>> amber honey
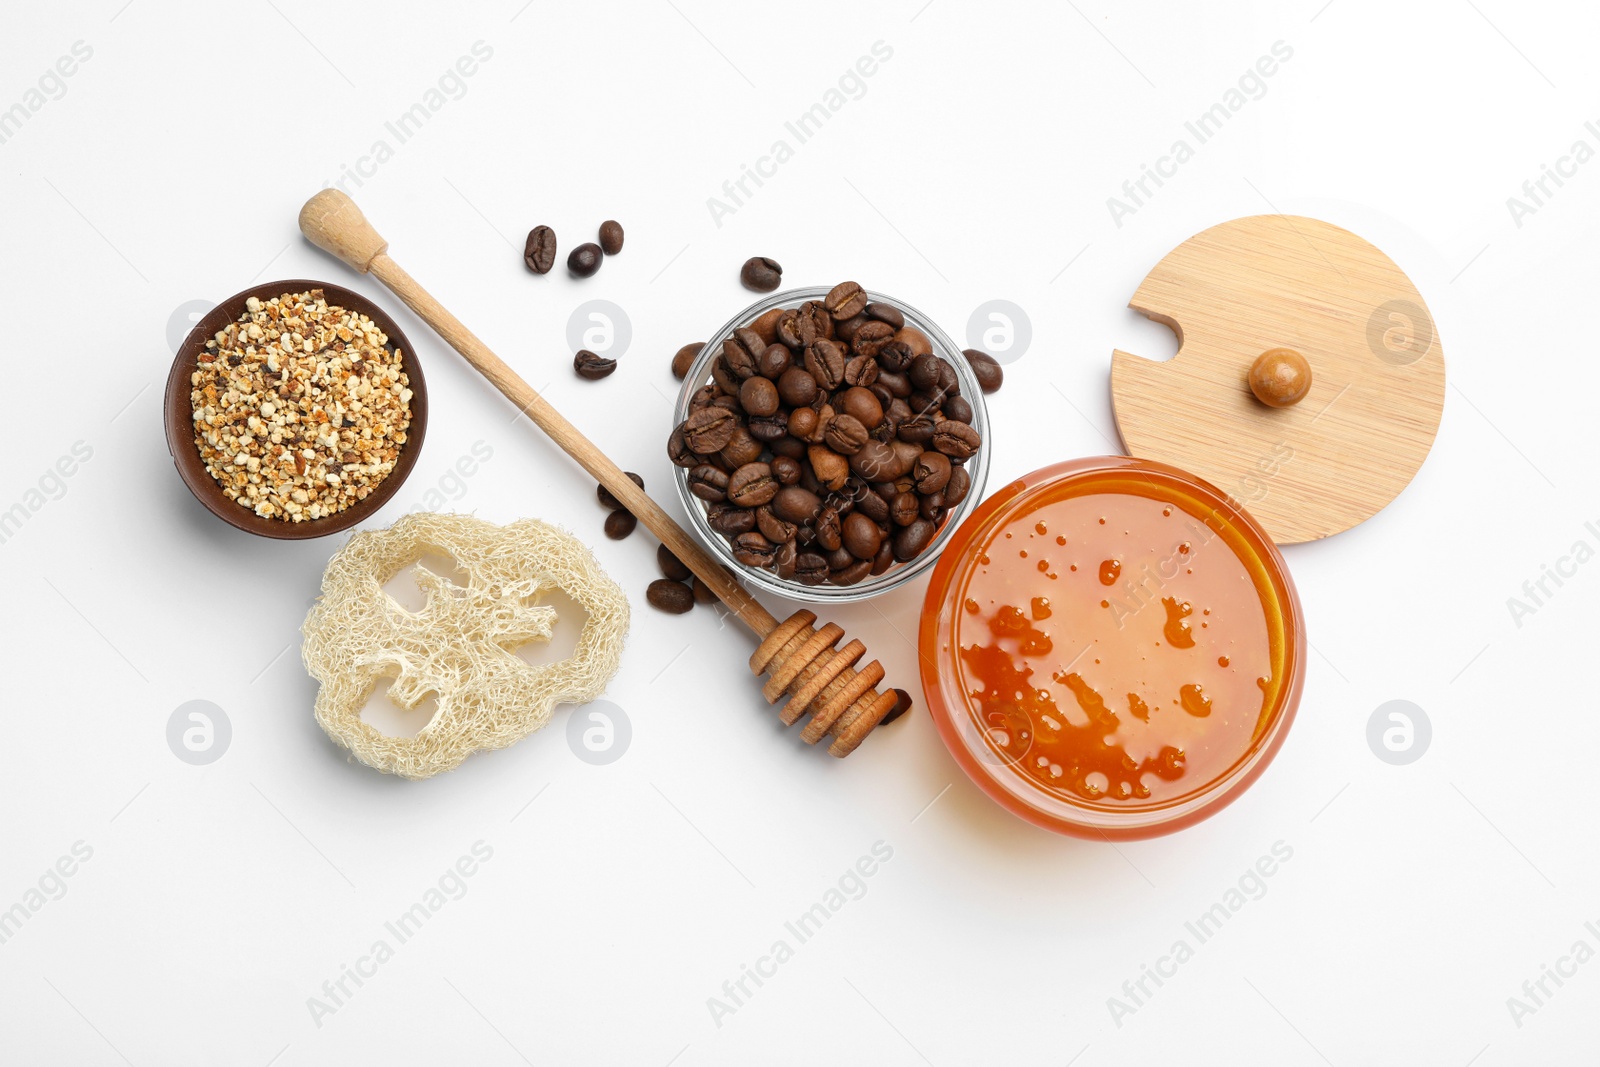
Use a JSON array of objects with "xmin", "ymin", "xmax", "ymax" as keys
[{"xmin": 920, "ymin": 457, "xmax": 1304, "ymax": 839}]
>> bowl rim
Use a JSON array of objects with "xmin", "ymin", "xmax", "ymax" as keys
[
  {"xmin": 671, "ymin": 285, "xmax": 991, "ymax": 604},
  {"xmin": 917, "ymin": 455, "xmax": 1307, "ymax": 840},
  {"xmin": 162, "ymin": 278, "xmax": 428, "ymax": 540}
]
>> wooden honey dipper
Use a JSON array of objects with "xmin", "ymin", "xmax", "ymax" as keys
[{"xmin": 298, "ymin": 190, "xmax": 903, "ymax": 756}]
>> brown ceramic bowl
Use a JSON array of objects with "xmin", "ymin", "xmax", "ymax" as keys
[{"xmin": 163, "ymin": 279, "xmax": 428, "ymax": 539}]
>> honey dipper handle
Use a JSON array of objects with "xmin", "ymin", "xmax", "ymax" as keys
[{"xmin": 297, "ymin": 191, "xmax": 777, "ymax": 639}]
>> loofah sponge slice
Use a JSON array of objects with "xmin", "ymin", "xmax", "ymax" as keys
[{"xmin": 302, "ymin": 512, "xmax": 629, "ymax": 779}]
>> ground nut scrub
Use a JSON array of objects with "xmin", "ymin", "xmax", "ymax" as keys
[{"xmin": 919, "ymin": 457, "xmax": 1304, "ymax": 839}]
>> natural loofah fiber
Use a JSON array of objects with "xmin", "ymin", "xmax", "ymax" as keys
[{"xmin": 302, "ymin": 512, "xmax": 628, "ymax": 779}]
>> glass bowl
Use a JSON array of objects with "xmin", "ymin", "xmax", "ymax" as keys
[
  {"xmin": 673, "ymin": 287, "xmax": 990, "ymax": 603},
  {"xmin": 918, "ymin": 456, "xmax": 1305, "ymax": 839}
]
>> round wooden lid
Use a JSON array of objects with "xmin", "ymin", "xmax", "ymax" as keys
[{"xmin": 1110, "ymin": 215, "xmax": 1445, "ymax": 545}]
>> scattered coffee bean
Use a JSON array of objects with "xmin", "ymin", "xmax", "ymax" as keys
[
  {"xmin": 574, "ymin": 349, "xmax": 617, "ymax": 380},
  {"xmin": 523, "ymin": 225, "xmax": 557, "ymax": 274},
  {"xmin": 672, "ymin": 342, "xmax": 704, "ymax": 381},
  {"xmin": 740, "ymin": 256, "xmax": 783, "ymax": 292},
  {"xmin": 647, "ymin": 578, "xmax": 694, "ymax": 614},
  {"xmin": 671, "ymin": 284, "xmax": 983, "ymax": 587},
  {"xmin": 597, "ymin": 471, "xmax": 644, "ymax": 511},
  {"xmin": 657, "ymin": 543, "xmax": 692, "ymax": 582},
  {"xmin": 963, "ymin": 348, "xmax": 1003, "ymax": 393},
  {"xmin": 880, "ymin": 688, "xmax": 913, "ymax": 725},
  {"xmin": 604, "ymin": 510, "xmax": 637, "ymax": 540},
  {"xmin": 692, "ymin": 575, "xmax": 717, "ymax": 603},
  {"xmin": 568, "ymin": 242, "xmax": 603, "ymax": 278},
  {"xmin": 598, "ymin": 220, "xmax": 624, "ymax": 255}
]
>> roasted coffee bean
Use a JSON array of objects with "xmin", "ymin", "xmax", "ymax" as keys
[
  {"xmin": 943, "ymin": 395, "xmax": 974, "ymax": 425},
  {"xmin": 839, "ymin": 386, "xmax": 883, "ymax": 430},
  {"xmin": 771, "ymin": 454, "xmax": 801, "ymax": 486},
  {"xmin": 667, "ymin": 425, "xmax": 699, "ymax": 467},
  {"xmin": 937, "ymin": 360, "xmax": 960, "ymax": 396},
  {"xmin": 909, "ymin": 353, "xmax": 942, "ymax": 392},
  {"xmin": 773, "ymin": 486, "xmax": 823, "ymax": 524},
  {"xmin": 913, "ymin": 450, "xmax": 951, "ymax": 494},
  {"xmin": 808, "ymin": 444, "xmax": 850, "ymax": 490},
  {"xmin": 850, "ymin": 439, "xmax": 899, "ymax": 482},
  {"xmin": 856, "ymin": 488, "xmax": 889, "ymax": 524},
  {"xmin": 647, "ymin": 579, "xmax": 694, "ymax": 614},
  {"xmin": 598, "ymin": 220, "xmax": 624, "ymax": 255},
  {"xmin": 723, "ymin": 329, "xmax": 764, "ymax": 379},
  {"xmin": 739, "ymin": 375, "xmax": 780, "ymax": 418},
  {"xmin": 944, "ymin": 466, "xmax": 972, "ymax": 507},
  {"xmin": 825, "ymin": 280, "xmax": 869, "ymax": 321},
  {"xmin": 869, "ymin": 383, "xmax": 896, "ymax": 414},
  {"xmin": 894, "ymin": 518, "xmax": 935, "ymax": 561},
  {"xmin": 672, "ymin": 341, "xmax": 704, "ymax": 381},
  {"xmin": 865, "ymin": 303, "xmax": 905, "ymax": 330},
  {"xmin": 568, "ymin": 242, "xmax": 603, "ymax": 277},
  {"xmin": 842, "ymin": 511, "xmax": 883, "ymax": 560},
  {"xmin": 683, "ymin": 406, "xmax": 737, "ymax": 453},
  {"xmin": 785, "ymin": 402, "xmax": 820, "ymax": 442},
  {"xmin": 890, "ymin": 440, "xmax": 923, "ymax": 478},
  {"xmin": 803, "ymin": 404, "xmax": 833, "ymax": 444},
  {"xmin": 823, "ymin": 413, "xmax": 869, "ymax": 455},
  {"xmin": 896, "ymin": 326, "xmax": 933, "ymax": 357},
  {"xmin": 795, "ymin": 523, "xmax": 817, "ymax": 547},
  {"xmin": 843, "ymin": 355, "xmax": 879, "ymax": 388},
  {"xmin": 878, "ymin": 340, "xmax": 915, "ymax": 373},
  {"xmin": 603, "ymin": 509, "xmax": 637, "ymax": 539},
  {"xmin": 770, "ymin": 435, "xmax": 806, "ymax": 460},
  {"xmin": 851, "ymin": 319, "xmax": 895, "ymax": 359},
  {"xmin": 871, "ymin": 541, "xmax": 895, "ymax": 576},
  {"xmin": 777, "ymin": 366, "xmax": 819, "ymax": 408},
  {"xmin": 919, "ymin": 492, "xmax": 945, "ymax": 522},
  {"xmin": 909, "ymin": 390, "xmax": 949, "ymax": 416},
  {"xmin": 720, "ymin": 426, "xmax": 764, "ymax": 467},
  {"xmin": 756, "ymin": 505, "xmax": 797, "ymax": 543},
  {"xmin": 597, "ymin": 471, "xmax": 645, "ymax": 511},
  {"xmin": 826, "ymin": 545, "xmax": 856, "ymax": 571},
  {"xmin": 804, "ymin": 339, "xmax": 846, "ymax": 391},
  {"xmin": 932, "ymin": 419, "xmax": 982, "ymax": 459},
  {"xmin": 692, "ymin": 575, "xmax": 717, "ymax": 604},
  {"xmin": 835, "ymin": 313, "xmax": 867, "ymax": 345},
  {"xmin": 833, "ymin": 559, "xmax": 873, "ymax": 585},
  {"xmin": 727, "ymin": 462, "xmax": 778, "ymax": 507},
  {"xmin": 964, "ymin": 348, "xmax": 1004, "ymax": 393},
  {"xmin": 690, "ymin": 384, "xmax": 720, "ymax": 410},
  {"xmin": 710, "ymin": 355, "xmax": 741, "ymax": 395},
  {"xmin": 877, "ymin": 369, "xmax": 912, "ymax": 399},
  {"xmin": 822, "ymin": 489, "xmax": 856, "ymax": 518},
  {"xmin": 815, "ymin": 507, "xmax": 843, "ymax": 552},
  {"xmin": 890, "ymin": 491, "xmax": 920, "ymax": 527},
  {"xmin": 523, "ymin": 225, "xmax": 557, "ymax": 274},
  {"xmin": 880, "ymin": 688, "xmax": 913, "ymax": 724},
  {"xmin": 658, "ymin": 543, "xmax": 692, "ymax": 582},
  {"xmin": 886, "ymin": 398, "xmax": 912, "ymax": 423},
  {"xmin": 688, "ymin": 464, "xmax": 730, "ymax": 502},
  {"xmin": 794, "ymin": 552, "xmax": 829, "ymax": 585},
  {"xmin": 757, "ymin": 344, "xmax": 792, "ymax": 380},
  {"xmin": 707, "ymin": 502, "xmax": 756, "ymax": 535},
  {"xmin": 574, "ymin": 349, "xmax": 617, "ymax": 380},
  {"xmin": 732, "ymin": 531, "xmax": 777, "ymax": 567},
  {"xmin": 751, "ymin": 307, "xmax": 784, "ymax": 344},
  {"xmin": 740, "ymin": 256, "xmax": 783, "ymax": 292},
  {"xmin": 709, "ymin": 394, "xmax": 743, "ymax": 417},
  {"xmin": 746, "ymin": 412, "xmax": 789, "ymax": 442},
  {"xmin": 774, "ymin": 539, "xmax": 798, "ymax": 580}
]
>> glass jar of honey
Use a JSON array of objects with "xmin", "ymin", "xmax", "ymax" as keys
[{"xmin": 919, "ymin": 456, "xmax": 1305, "ymax": 839}]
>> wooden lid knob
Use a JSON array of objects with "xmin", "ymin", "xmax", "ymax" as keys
[{"xmin": 1248, "ymin": 348, "xmax": 1312, "ymax": 408}]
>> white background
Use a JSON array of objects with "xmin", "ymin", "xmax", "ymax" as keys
[{"xmin": 1, "ymin": 1, "xmax": 1596, "ymax": 1063}]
